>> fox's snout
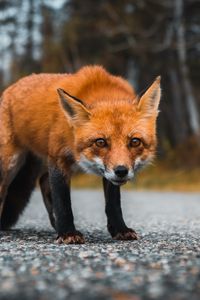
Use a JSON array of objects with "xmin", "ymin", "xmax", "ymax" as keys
[
  {"xmin": 78, "ymin": 154, "xmax": 137, "ymax": 185},
  {"xmin": 114, "ymin": 165, "xmax": 128, "ymax": 178},
  {"xmin": 104, "ymin": 164, "xmax": 135, "ymax": 186}
]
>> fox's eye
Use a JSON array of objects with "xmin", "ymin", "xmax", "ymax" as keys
[
  {"xmin": 130, "ymin": 138, "xmax": 141, "ymax": 148},
  {"xmin": 95, "ymin": 138, "xmax": 107, "ymax": 148}
]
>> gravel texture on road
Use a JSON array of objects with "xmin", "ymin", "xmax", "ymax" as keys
[{"xmin": 0, "ymin": 189, "xmax": 200, "ymax": 300}]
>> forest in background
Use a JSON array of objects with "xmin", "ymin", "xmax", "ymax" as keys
[{"xmin": 0, "ymin": 0, "xmax": 200, "ymax": 187}]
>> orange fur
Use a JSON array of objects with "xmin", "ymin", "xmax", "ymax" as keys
[
  {"xmin": 0, "ymin": 65, "xmax": 161, "ymax": 236},
  {"xmin": 0, "ymin": 66, "xmax": 160, "ymax": 175}
]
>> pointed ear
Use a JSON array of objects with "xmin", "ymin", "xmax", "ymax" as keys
[
  {"xmin": 137, "ymin": 76, "xmax": 161, "ymax": 117},
  {"xmin": 57, "ymin": 88, "xmax": 90, "ymax": 123}
]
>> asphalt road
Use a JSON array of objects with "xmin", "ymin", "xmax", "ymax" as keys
[{"xmin": 1, "ymin": 189, "xmax": 200, "ymax": 300}]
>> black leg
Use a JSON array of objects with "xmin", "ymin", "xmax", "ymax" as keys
[
  {"xmin": 39, "ymin": 173, "xmax": 56, "ymax": 230},
  {"xmin": 48, "ymin": 165, "xmax": 85, "ymax": 244},
  {"xmin": 103, "ymin": 177, "xmax": 138, "ymax": 240}
]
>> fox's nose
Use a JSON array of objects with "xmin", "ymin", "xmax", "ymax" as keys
[{"xmin": 114, "ymin": 165, "xmax": 128, "ymax": 178}]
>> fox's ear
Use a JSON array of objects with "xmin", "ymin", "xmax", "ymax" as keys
[
  {"xmin": 57, "ymin": 88, "xmax": 90, "ymax": 123},
  {"xmin": 137, "ymin": 76, "xmax": 161, "ymax": 116}
]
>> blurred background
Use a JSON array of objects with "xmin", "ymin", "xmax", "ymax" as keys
[{"xmin": 0, "ymin": 0, "xmax": 199, "ymax": 191}]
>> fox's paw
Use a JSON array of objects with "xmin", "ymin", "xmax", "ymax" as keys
[
  {"xmin": 113, "ymin": 228, "xmax": 139, "ymax": 241},
  {"xmin": 56, "ymin": 231, "xmax": 85, "ymax": 244}
]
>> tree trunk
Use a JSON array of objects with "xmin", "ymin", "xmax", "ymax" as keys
[
  {"xmin": 174, "ymin": 0, "xmax": 200, "ymax": 135},
  {"xmin": 168, "ymin": 65, "xmax": 188, "ymax": 143}
]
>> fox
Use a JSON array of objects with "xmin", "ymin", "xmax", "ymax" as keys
[{"xmin": 0, "ymin": 65, "xmax": 161, "ymax": 244}]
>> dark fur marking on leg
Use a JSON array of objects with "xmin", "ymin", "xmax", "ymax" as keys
[
  {"xmin": 39, "ymin": 173, "xmax": 56, "ymax": 230},
  {"xmin": 49, "ymin": 165, "xmax": 84, "ymax": 244},
  {"xmin": 103, "ymin": 177, "xmax": 138, "ymax": 240}
]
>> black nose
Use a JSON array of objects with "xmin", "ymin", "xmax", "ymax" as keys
[{"xmin": 114, "ymin": 165, "xmax": 128, "ymax": 178}]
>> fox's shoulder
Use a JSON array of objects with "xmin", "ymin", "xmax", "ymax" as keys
[
  {"xmin": 2, "ymin": 65, "xmax": 135, "ymax": 104},
  {"xmin": 75, "ymin": 65, "xmax": 134, "ymax": 93},
  {"xmin": 63, "ymin": 65, "xmax": 136, "ymax": 102}
]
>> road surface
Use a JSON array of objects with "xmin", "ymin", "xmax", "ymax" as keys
[{"xmin": 1, "ymin": 189, "xmax": 200, "ymax": 300}]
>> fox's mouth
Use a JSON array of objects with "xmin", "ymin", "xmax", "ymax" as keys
[{"xmin": 110, "ymin": 179, "xmax": 128, "ymax": 186}]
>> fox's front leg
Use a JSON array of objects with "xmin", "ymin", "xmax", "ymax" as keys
[
  {"xmin": 103, "ymin": 178, "xmax": 138, "ymax": 240},
  {"xmin": 39, "ymin": 172, "xmax": 56, "ymax": 230},
  {"xmin": 48, "ymin": 165, "xmax": 85, "ymax": 244}
]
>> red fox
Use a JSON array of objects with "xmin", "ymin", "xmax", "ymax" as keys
[{"xmin": 0, "ymin": 66, "xmax": 161, "ymax": 244}]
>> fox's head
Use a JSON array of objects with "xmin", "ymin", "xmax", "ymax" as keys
[{"xmin": 57, "ymin": 77, "xmax": 161, "ymax": 186}]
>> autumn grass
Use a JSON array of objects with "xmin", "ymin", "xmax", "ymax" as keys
[{"xmin": 71, "ymin": 161, "xmax": 200, "ymax": 192}]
